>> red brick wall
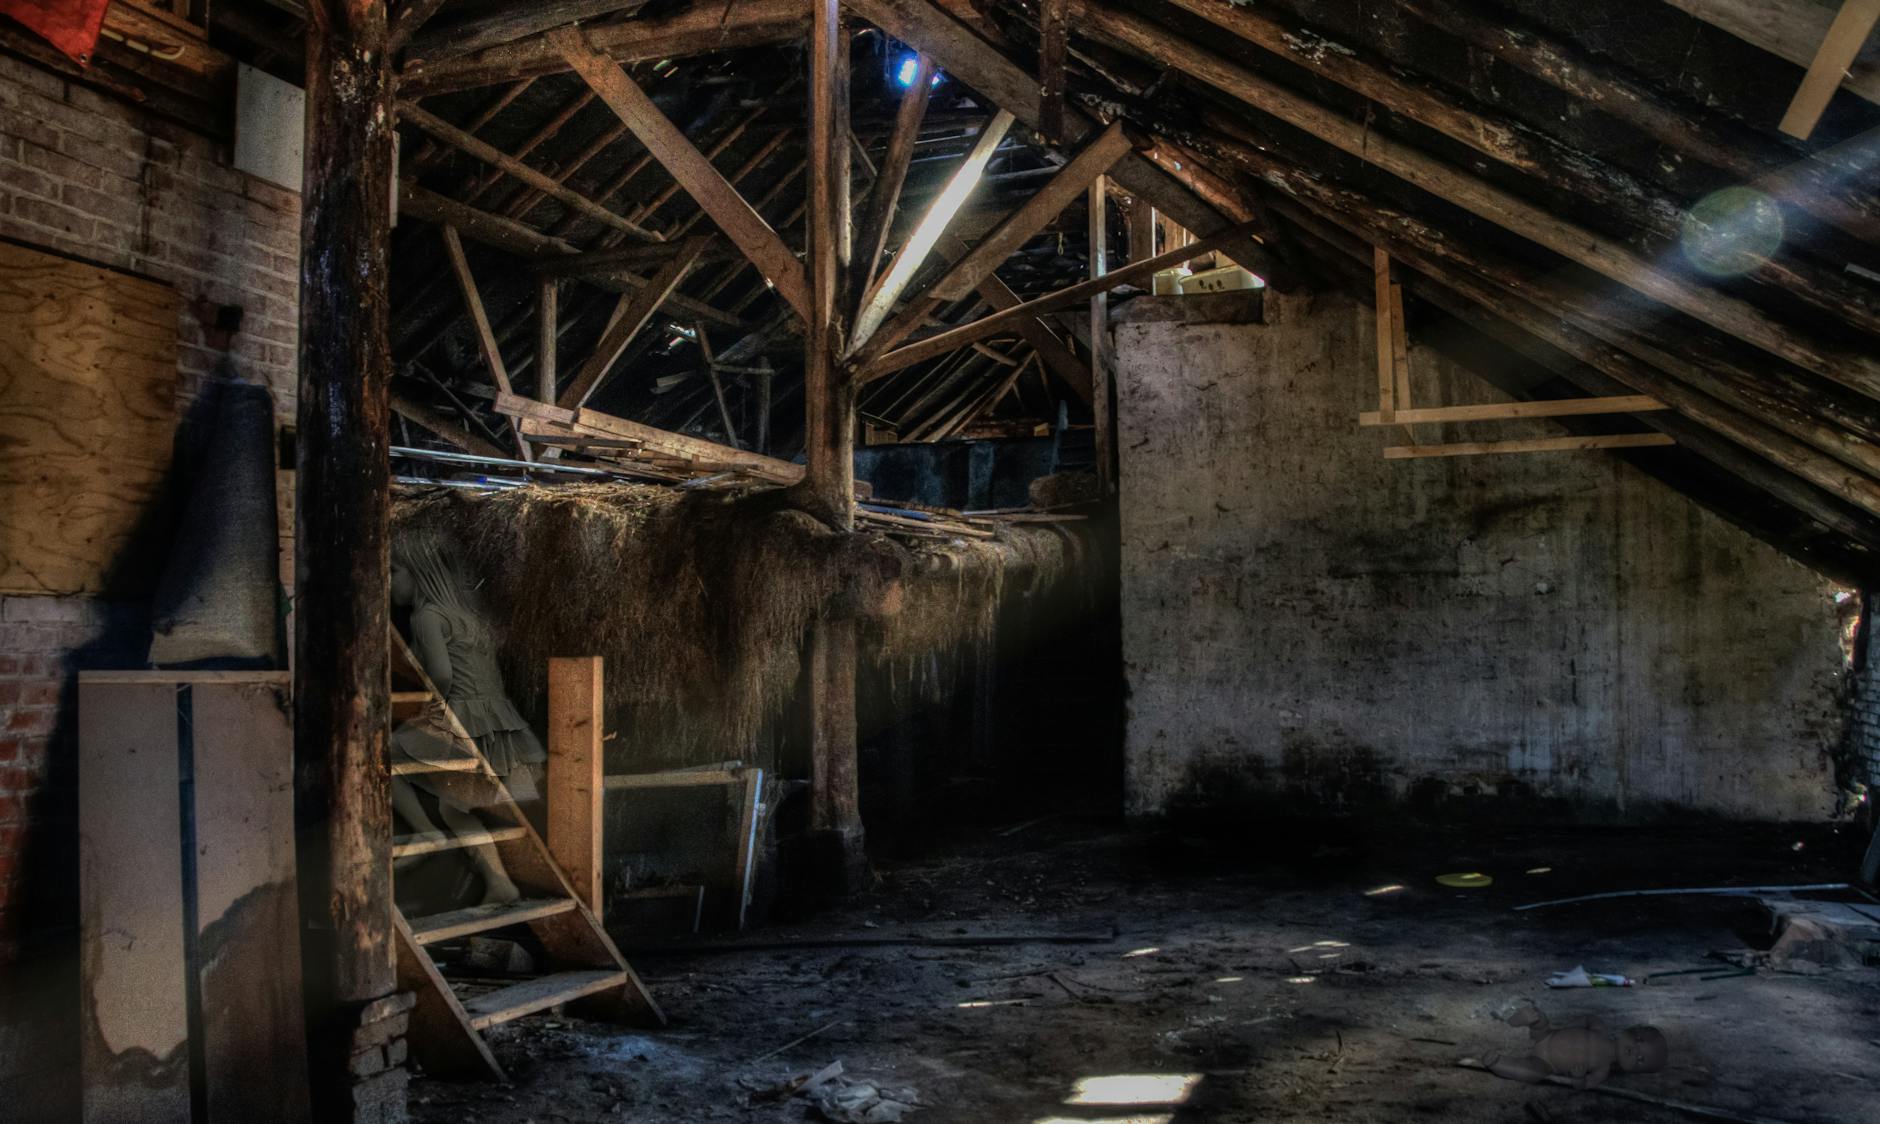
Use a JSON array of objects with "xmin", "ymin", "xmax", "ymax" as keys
[{"xmin": 0, "ymin": 46, "xmax": 299, "ymax": 1118}]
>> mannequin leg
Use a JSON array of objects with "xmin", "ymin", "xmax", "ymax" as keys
[
  {"xmin": 1486, "ymin": 1055, "xmax": 1555, "ymax": 1085},
  {"xmin": 440, "ymin": 803, "xmax": 520, "ymax": 906},
  {"xmin": 392, "ymin": 781, "xmax": 448, "ymax": 873}
]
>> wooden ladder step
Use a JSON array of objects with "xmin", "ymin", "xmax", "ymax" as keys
[
  {"xmin": 408, "ymin": 898, "xmax": 579, "ymax": 945},
  {"xmin": 458, "ymin": 969, "xmax": 627, "ymax": 1031},
  {"xmin": 392, "ymin": 825, "xmax": 530, "ymax": 859},
  {"xmin": 391, "ymin": 755, "xmax": 481, "ymax": 777},
  {"xmin": 391, "ymin": 689, "xmax": 436, "ymax": 719}
]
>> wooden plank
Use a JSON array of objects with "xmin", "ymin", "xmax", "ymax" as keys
[
  {"xmin": 851, "ymin": 110, "xmax": 1016, "ymax": 350},
  {"xmin": 1084, "ymin": 4, "xmax": 1880, "ymax": 400},
  {"xmin": 547, "ymin": 657, "xmax": 605, "ymax": 917},
  {"xmin": 499, "ymin": 391, "xmax": 806, "ymax": 484},
  {"xmin": 854, "ymin": 52, "xmax": 935, "ymax": 301},
  {"xmin": 1358, "ymin": 395, "xmax": 1670, "ymax": 426},
  {"xmin": 558, "ymin": 236, "xmax": 711, "ymax": 409},
  {"xmin": 189, "ymin": 679, "xmax": 312, "ymax": 1124},
  {"xmin": 1373, "ymin": 247, "xmax": 1395, "ymax": 422},
  {"xmin": 1389, "ymin": 281, "xmax": 1412, "ymax": 412},
  {"xmin": 536, "ymin": 278, "xmax": 559, "ymax": 403},
  {"xmin": 460, "ymin": 969, "xmax": 628, "ymax": 1030},
  {"xmin": 393, "ymin": 825, "xmax": 528, "ymax": 858},
  {"xmin": 408, "ymin": 898, "xmax": 580, "ymax": 945},
  {"xmin": 391, "ymin": 389, "xmax": 509, "ymax": 459},
  {"xmin": 0, "ymin": 242, "xmax": 179, "ymax": 596},
  {"xmin": 1039, "ymin": 0, "xmax": 1071, "ymax": 143},
  {"xmin": 79, "ymin": 678, "xmax": 191, "ymax": 1123},
  {"xmin": 549, "ymin": 24, "xmax": 813, "ymax": 320},
  {"xmin": 1089, "ymin": 175, "xmax": 1113, "ymax": 496},
  {"xmin": 395, "ymin": 913, "xmax": 505, "ymax": 1081},
  {"xmin": 398, "ymin": 101, "xmax": 661, "ymax": 242},
  {"xmin": 1660, "ymin": 0, "xmax": 1880, "ymax": 107},
  {"xmin": 1779, "ymin": 0, "xmax": 1880, "ymax": 137},
  {"xmin": 865, "ymin": 220, "xmax": 1260, "ymax": 379},
  {"xmin": 733, "ymin": 769, "xmax": 763, "ymax": 931},
  {"xmin": 1382, "ymin": 433, "xmax": 1677, "ymax": 459}
]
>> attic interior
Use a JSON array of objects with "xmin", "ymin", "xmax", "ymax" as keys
[{"xmin": 4, "ymin": 0, "xmax": 1880, "ymax": 1121}]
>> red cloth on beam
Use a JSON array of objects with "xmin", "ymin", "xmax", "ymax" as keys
[{"xmin": 0, "ymin": 0, "xmax": 113, "ymax": 64}]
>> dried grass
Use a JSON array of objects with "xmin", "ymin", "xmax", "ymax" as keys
[{"xmin": 394, "ymin": 483, "xmax": 1090, "ymax": 770}]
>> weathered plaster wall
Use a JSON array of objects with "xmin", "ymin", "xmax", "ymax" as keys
[{"xmin": 1116, "ymin": 289, "xmax": 1849, "ymax": 822}]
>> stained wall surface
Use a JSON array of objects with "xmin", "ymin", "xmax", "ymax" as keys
[{"xmin": 1115, "ymin": 289, "xmax": 1849, "ymax": 821}]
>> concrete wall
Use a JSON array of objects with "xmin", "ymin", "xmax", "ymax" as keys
[{"xmin": 1116, "ymin": 289, "xmax": 1850, "ymax": 822}]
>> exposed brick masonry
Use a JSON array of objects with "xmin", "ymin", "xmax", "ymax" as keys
[{"xmin": 0, "ymin": 49, "xmax": 302, "ymax": 1119}]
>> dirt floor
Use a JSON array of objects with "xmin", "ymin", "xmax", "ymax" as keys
[{"xmin": 409, "ymin": 818, "xmax": 1880, "ymax": 1123}]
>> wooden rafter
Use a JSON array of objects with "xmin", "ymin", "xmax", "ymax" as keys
[
  {"xmin": 403, "ymin": 0, "xmax": 810, "ymax": 95},
  {"xmin": 853, "ymin": 52, "xmax": 935, "ymax": 306},
  {"xmin": 550, "ymin": 25, "xmax": 813, "ymax": 320},
  {"xmin": 868, "ymin": 120, "xmax": 1133, "ymax": 358},
  {"xmin": 398, "ymin": 183, "xmax": 748, "ymax": 329},
  {"xmin": 1384, "ymin": 434, "xmax": 1676, "ymax": 459},
  {"xmin": 558, "ymin": 236, "xmax": 713, "ymax": 410},
  {"xmin": 1038, "ymin": 0, "xmax": 1071, "ymax": 143},
  {"xmin": 406, "ymin": 0, "xmax": 652, "ymax": 63},
  {"xmin": 1085, "ymin": 3, "xmax": 1880, "ymax": 402},
  {"xmin": 388, "ymin": 0, "xmax": 450, "ymax": 53},
  {"xmin": 441, "ymin": 225, "xmax": 532, "ymax": 460},
  {"xmin": 536, "ymin": 279, "xmax": 558, "ymax": 403},
  {"xmin": 865, "ymin": 221, "xmax": 1260, "ymax": 380},
  {"xmin": 850, "ymin": 110, "xmax": 1017, "ymax": 352},
  {"xmin": 846, "ymin": 0, "xmax": 1279, "ymax": 280},
  {"xmin": 935, "ymin": 232, "xmax": 1092, "ymax": 404},
  {"xmin": 391, "ymin": 390, "xmax": 508, "ymax": 460},
  {"xmin": 398, "ymin": 102, "xmax": 662, "ymax": 243}
]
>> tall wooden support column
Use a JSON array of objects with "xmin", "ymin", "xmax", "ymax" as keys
[
  {"xmin": 803, "ymin": 0, "xmax": 866, "ymax": 894},
  {"xmin": 297, "ymin": 2, "xmax": 407, "ymax": 1121},
  {"xmin": 1089, "ymin": 176, "xmax": 1114, "ymax": 496}
]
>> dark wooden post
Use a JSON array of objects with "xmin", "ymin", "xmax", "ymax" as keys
[
  {"xmin": 802, "ymin": 0, "xmax": 866, "ymax": 892},
  {"xmin": 296, "ymin": 1, "xmax": 407, "ymax": 1120}
]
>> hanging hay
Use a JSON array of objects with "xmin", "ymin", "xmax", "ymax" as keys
[{"xmin": 394, "ymin": 483, "xmax": 1094, "ymax": 770}]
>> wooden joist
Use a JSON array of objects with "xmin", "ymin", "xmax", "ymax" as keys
[
  {"xmin": 1383, "ymin": 433, "xmax": 1677, "ymax": 459},
  {"xmin": 1660, "ymin": 0, "xmax": 1880, "ymax": 107},
  {"xmin": 390, "ymin": 390, "xmax": 508, "ymax": 460},
  {"xmin": 549, "ymin": 25, "xmax": 814, "ymax": 320}
]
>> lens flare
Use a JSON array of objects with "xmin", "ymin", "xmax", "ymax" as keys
[{"xmin": 1681, "ymin": 187, "xmax": 1783, "ymax": 276}]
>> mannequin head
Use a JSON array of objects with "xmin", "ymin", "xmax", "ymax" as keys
[
  {"xmin": 1616, "ymin": 1026, "xmax": 1668, "ymax": 1073},
  {"xmin": 390, "ymin": 532, "xmax": 473, "ymax": 614}
]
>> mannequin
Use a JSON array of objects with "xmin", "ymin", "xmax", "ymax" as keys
[
  {"xmin": 390, "ymin": 533, "xmax": 547, "ymax": 906},
  {"xmin": 1482, "ymin": 1004, "xmax": 1669, "ymax": 1089}
]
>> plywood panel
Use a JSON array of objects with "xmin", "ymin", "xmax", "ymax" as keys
[
  {"xmin": 189, "ymin": 676, "xmax": 311, "ymax": 1124},
  {"xmin": 0, "ymin": 241, "xmax": 179, "ymax": 595},
  {"xmin": 78, "ymin": 676, "xmax": 191, "ymax": 1124}
]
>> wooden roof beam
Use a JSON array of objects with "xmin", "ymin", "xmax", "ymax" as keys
[
  {"xmin": 550, "ymin": 24, "xmax": 813, "ymax": 321},
  {"xmin": 558, "ymin": 237, "xmax": 712, "ymax": 409},
  {"xmin": 401, "ymin": 0, "xmax": 811, "ymax": 95},
  {"xmin": 1085, "ymin": 3, "xmax": 1880, "ymax": 403},
  {"xmin": 397, "ymin": 101, "xmax": 662, "ymax": 242}
]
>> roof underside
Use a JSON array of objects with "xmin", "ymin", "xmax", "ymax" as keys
[{"xmin": 213, "ymin": 0, "xmax": 1880, "ymax": 582}]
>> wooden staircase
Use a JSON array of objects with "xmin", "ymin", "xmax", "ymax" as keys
[{"xmin": 388, "ymin": 632, "xmax": 662, "ymax": 1081}]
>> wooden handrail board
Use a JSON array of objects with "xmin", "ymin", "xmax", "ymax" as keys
[
  {"xmin": 1383, "ymin": 433, "xmax": 1676, "ymax": 459},
  {"xmin": 1360, "ymin": 396, "xmax": 1670, "ymax": 426}
]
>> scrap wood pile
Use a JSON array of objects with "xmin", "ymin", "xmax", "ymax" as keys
[
  {"xmin": 489, "ymin": 393, "xmax": 1080, "ymax": 545},
  {"xmin": 394, "ymin": 483, "xmax": 1094, "ymax": 770}
]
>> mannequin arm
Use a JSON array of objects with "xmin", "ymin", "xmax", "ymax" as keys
[{"xmin": 411, "ymin": 610, "xmax": 453, "ymax": 696}]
